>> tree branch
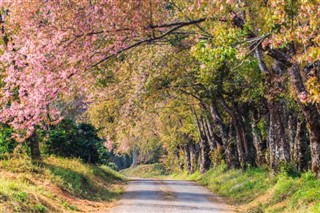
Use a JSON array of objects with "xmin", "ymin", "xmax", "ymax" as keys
[{"xmin": 92, "ymin": 18, "xmax": 206, "ymax": 67}]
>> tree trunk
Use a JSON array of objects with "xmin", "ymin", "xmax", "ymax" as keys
[
  {"xmin": 183, "ymin": 143, "xmax": 192, "ymax": 174},
  {"xmin": 293, "ymin": 118, "xmax": 310, "ymax": 172},
  {"xmin": 191, "ymin": 108, "xmax": 211, "ymax": 173},
  {"xmin": 174, "ymin": 148, "xmax": 183, "ymax": 172},
  {"xmin": 199, "ymin": 137, "xmax": 211, "ymax": 173},
  {"xmin": 268, "ymin": 101, "xmax": 290, "ymax": 170},
  {"xmin": 210, "ymin": 102, "xmax": 240, "ymax": 169},
  {"xmin": 287, "ymin": 113, "xmax": 297, "ymax": 160},
  {"xmin": 199, "ymin": 117, "xmax": 211, "ymax": 173},
  {"xmin": 233, "ymin": 10, "xmax": 320, "ymax": 175},
  {"xmin": 131, "ymin": 149, "xmax": 138, "ymax": 167},
  {"xmin": 203, "ymin": 117, "xmax": 217, "ymax": 151},
  {"xmin": 189, "ymin": 142, "xmax": 199, "ymax": 173},
  {"xmin": 289, "ymin": 63, "xmax": 320, "ymax": 177},
  {"xmin": 236, "ymin": 103, "xmax": 257, "ymax": 167},
  {"xmin": 28, "ymin": 131, "xmax": 41, "ymax": 161},
  {"xmin": 226, "ymin": 123, "xmax": 241, "ymax": 169},
  {"xmin": 219, "ymin": 98, "xmax": 249, "ymax": 169},
  {"xmin": 251, "ymin": 110, "xmax": 267, "ymax": 166}
]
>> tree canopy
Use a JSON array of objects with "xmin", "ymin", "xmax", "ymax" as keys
[{"xmin": 1, "ymin": 0, "xmax": 320, "ymax": 176}]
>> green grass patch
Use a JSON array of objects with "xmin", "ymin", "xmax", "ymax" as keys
[
  {"xmin": 170, "ymin": 164, "xmax": 320, "ymax": 213},
  {"xmin": 121, "ymin": 163, "xmax": 167, "ymax": 178},
  {"xmin": 172, "ymin": 164, "xmax": 273, "ymax": 204},
  {"xmin": 0, "ymin": 155, "xmax": 125, "ymax": 212}
]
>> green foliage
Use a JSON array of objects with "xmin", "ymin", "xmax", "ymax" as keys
[
  {"xmin": 279, "ymin": 162, "xmax": 301, "ymax": 178},
  {"xmin": 14, "ymin": 191, "xmax": 28, "ymax": 202},
  {"xmin": 167, "ymin": 34, "xmax": 187, "ymax": 46},
  {"xmin": 94, "ymin": 68, "xmax": 119, "ymax": 87},
  {"xmin": 256, "ymin": 118, "xmax": 268, "ymax": 141},
  {"xmin": 33, "ymin": 204, "xmax": 47, "ymax": 213},
  {"xmin": 0, "ymin": 124, "xmax": 17, "ymax": 156},
  {"xmin": 164, "ymin": 2, "xmax": 174, "ymax": 11},
  {"xmin": 42, "ymin": 119, "xmax": 111, "ymax": 164}
]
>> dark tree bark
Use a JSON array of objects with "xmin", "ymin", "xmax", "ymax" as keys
[
  {"xmin": 251, "ymin": 110, "xmax": 267, "ymax": 166},
  {"xmin": 28, "ymin": 131, "xmax": 41, "ymax": 161},
  {"xmin": 203, "ymin": 116, "xmax": 225, "ymax": 167},
  {"xmin": 205, "ymin": 118, "xmax": 223, "ymax": 147},
  {"xmin": 287, "ymin": 113, "xmax": 297, "ymax": 160},
  {"xmin": 131, "ymin": 149, "xmax": 139, "ymax": 167},
  {"xmin": 252, "ymin": 55, "xmax": 291, "ymax": 170},
  {"xmin": 174, "ymin": 148, "xmax": 183, "ymax": 172},
  {"xmin": 289, "ymin": 63, "xmax": 320, "ymax": 177},
  {"xmin": 192, "ymin": 108, "xmax": 211, "ymax": 173},
  {"xmin": 226, "ymin": 123, "xmax": 241, "ymax": 169},
  {"xmin": 293, "ymin": 118, "xmax": 310, "ymax": 172},
  {"xmin": 268, "ymin": 101, "xmax": 290, "ymax": 170},
  {"xmin": 219, "ymin": 97, "xmax": 252, "ymax": 169},
  {"xmin": 183, "ymin": 142, "xmax": 192, "ymax": 174},
  {"xmin": 237, "ymin": 103, "xmax": 257, "ymax": 167},
  {"xmin": 210, "ymin": 102, "xmax": 240, "ymax": 169},
  {"xmin": 199, "ymin": 137, "xmax": 211, "ymax": 173},
  {"xmin": 231, "ymin": 9, "xmax": 320, "ymax": 175},
  {"xmin": 203, "ymin": 117, "xmax": 217, "ymax": 151},
  {"xmin": 199, "ymin": 117, "xmax": 211, "ymax": 173},
  {"xmin": 189, "ymin": 142, "xmax": 199, "ymax": 173}
]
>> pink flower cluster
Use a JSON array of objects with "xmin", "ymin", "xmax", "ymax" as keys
[{"xmin": 0, "ymin": 0, "xmax": 166, "ymax": 140}]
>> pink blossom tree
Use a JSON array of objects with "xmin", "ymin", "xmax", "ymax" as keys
[{"xmin": 0, "ymin": 0, "xmax": 204, "ymax": 159}]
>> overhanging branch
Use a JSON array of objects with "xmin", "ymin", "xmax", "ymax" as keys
[{"xmin": 92, "ymin": 18, "xmax": 206, "ymax": 67}]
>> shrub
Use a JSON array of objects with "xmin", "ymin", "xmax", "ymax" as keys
[
  {"xmin": 42, "ymin": 119, "xmax": 111, "ymax": 164},
  {"xmin": 0, "ymin": 124, "xmax": 17, "ymax": 156}
]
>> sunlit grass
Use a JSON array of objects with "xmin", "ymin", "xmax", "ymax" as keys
[
  {"xmin": 171, "ymin": 164, "xmax": 320, "ymax": 213},
  {"xmin": 0, "ymin": 156, "xmax": 125, "ymax": 212},
  {"xmin": 121, "ymin": 163, "xmax": 167, "ymax": 178}
]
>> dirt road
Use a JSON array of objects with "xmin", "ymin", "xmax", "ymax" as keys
[{"xmin": 108, "ymin": 178, "xmax": 234, "ymax": 213}]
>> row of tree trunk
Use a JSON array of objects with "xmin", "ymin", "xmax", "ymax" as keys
[{"xmin": 173, "ymin": 55, "xmax": 319, "ymax": 176}]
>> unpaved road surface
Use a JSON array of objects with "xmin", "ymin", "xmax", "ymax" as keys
[{"xmin": 108, "ymin": 178, "xmax": 234, "ymax": 213}]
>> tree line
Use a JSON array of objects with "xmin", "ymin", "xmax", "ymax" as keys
[{"xmin": 0, "ymin": 1, "xmax": 319, "ymax": 176}]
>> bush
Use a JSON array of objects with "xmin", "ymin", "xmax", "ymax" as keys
[
  {"xmin": 42, "ymin": 119, "xmax": 111, "ymax": 164},
  {"xmin": 107, "ymin": 162, "xmax": 119, "ymax": 171},
  {"xmin": 0, "ymin": 124, "xmax": 17, "ymax": 156}
]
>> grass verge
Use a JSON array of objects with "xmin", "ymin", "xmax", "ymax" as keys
[
  {"xmin": 0, "ymin": 155, "xmax": 125, "ymax": 212},
  {"xmin": 171, "ymin": 164, "xmax": 320, "ymax": 213},
  {"xmin": 121, "ymin": 163, "xmax": 320, "ymax": 212}
]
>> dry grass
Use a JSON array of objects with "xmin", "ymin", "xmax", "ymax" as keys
[{"xmin": 0, "ymin": 155, "xmax": 125, "ymax": 212}]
